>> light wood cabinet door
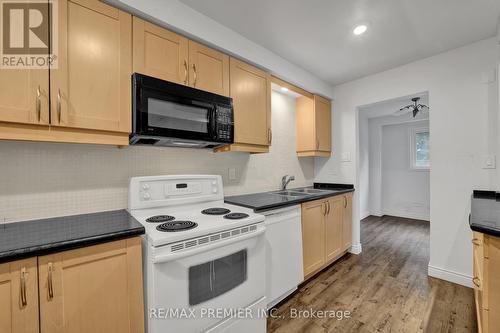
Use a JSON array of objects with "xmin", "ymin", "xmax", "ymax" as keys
[
  {"xmin": 301, "ymin": 199, "xmax": 326, "ymax": 278},
  {"xmin": 296, "ymin": 95, "xmax": 331, "ymax": 157},
  {"xmin": 325, "ymin": 197, "xmax": 343, "ymax": 263},
  {"xmin": 188, "ymin": 41, "xmax": 229, "ymax": 96},
  {"xmin": 38, "ymin": 237, "xmax": 144, "ymax": 333},
  {"xmin": 342, "ymin": 193, "xmax": 353, "ymax": 251},
  {"xmin": 314, "ymin": 95, "xmax": 331, "ymax": 152},
  {"xmin": 229, "ymin": 57, "xmax": 271, "ymax": 146},
  {"xmin": 133, "ymin": 17, "xmax": 189, "ymax": 85},
  {"xmin": 0, "ymin": 257, "xmax": 39, "ymax": 333},
  {"xmin": 0, "ymin": 68, "xmax": 49, "ymax": 125},
  {"xmin": 51, "ymin": 0, "xmax": 132, "ymax": 133}
]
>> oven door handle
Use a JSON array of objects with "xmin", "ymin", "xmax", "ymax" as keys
[{"xmin": 152, "ymin": 228, "xmax": 265, "ymax": 264}]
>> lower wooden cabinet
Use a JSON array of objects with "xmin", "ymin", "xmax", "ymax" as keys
[
  {"xmin": 0, "ymin": 258, "xmax": 39, "ymax": 333},
  {"xmin": 0, "ymin": 237, "xmax": 144, "ymax": 333},
  {"xmin": 473, "ymin": 231, "xmax": 500, "ymax": 333},
  {"xmin": 301, "ymin": 193, "xmax": 353, "ymax": 279}
]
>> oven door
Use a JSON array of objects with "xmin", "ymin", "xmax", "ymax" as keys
[
  {"xmin": 145, "ymin": 229, "xmax": 266, "ymax": 333},
  {"xmin": 135, "ymin": 85, "xmax": 216, "ymax": 142}
]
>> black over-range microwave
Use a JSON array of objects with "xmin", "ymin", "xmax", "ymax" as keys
[{"xmin": 130, "ymin": 73, "xmax": 234, "ymax": 148}]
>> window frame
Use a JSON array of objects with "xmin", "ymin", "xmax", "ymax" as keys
[{"xmin": 409, "ymin": 127, "xmax": 430, "ymax": 170}]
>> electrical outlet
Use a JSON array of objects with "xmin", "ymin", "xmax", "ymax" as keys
[{"xmin": 341, "ymin": 152, "xmax": 351, "ymax": 162}]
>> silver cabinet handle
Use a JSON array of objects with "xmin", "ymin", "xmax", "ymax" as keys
[
  {"xmin": 327, "ymin": 202, "xmax": 331, "ymax": 214},
  {"xmin": 183, "ymin": 60, "xmax": 188, "ymax": 84},
  {"xmin": 344, "ymin": 196, "xmax": 347, "ymax": 208},
  {"xmin": 48, "ymin": 262, "xmax": 54, "ymax": 299},
  {"xmin": 36, "ymin": 86, "xmax": 41, "ymax": 122},
  {"xmin": 57, "ymin": 89, "xmax": 62, "ymax": 123},
  {"xmin": 192, "ymin": 64, "xmax": 197, "ymax": 86},
  {"xmin": 20, "ymin": 267, "xmax": 27, "ymax": 307}
]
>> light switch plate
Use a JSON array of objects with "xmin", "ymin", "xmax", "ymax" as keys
[
  {"xmin": 228, "ymin": 168, "xmax": 237, "ymax": 180},
  {"xmin": 482, "ymin": 154, "xmax": 496, "ymax": 169},
  {"xmin": 341, "ymin": 152, "xmax": 351, "ymax": 162}
]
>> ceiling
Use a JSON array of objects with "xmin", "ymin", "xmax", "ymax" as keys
[
  {"xmin": 359, "ymin": 93, "xmax": 429, "ymax": 120},
  {"xmin": 178, "ymin": 0, "xmax": 500, "ymax": 86}
]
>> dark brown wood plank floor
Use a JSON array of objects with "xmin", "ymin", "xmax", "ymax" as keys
[{"xmin": 267, "ymin": 215, "xmax": 477, "ymax": 333}]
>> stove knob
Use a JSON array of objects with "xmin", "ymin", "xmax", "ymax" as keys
[
  {"xmin": 143, "ymin": 193, "xmax": 151, "ymax": 200},
  {"xmin": 142, "ymin": 184, "xmax": 150, "ymax": 190}
]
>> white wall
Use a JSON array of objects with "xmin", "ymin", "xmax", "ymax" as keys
[
  {"xmin": 106, "ymin": 0, "xmax": 333, "ymax": 98},
  {"xmin": 0, "ymin": 92, "xmax": 313, "ymax": 223},
  {"xmin": 315, "ymin": 37, "xmax": 499, "ymax": 287},
  {"xmin": 380, "ymin": 120, "xmax": 430, "ymax": 221}
]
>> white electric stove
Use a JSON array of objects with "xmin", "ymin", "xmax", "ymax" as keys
[{"xmin": 128, "ymin": 175, "xmax": 267, "ymax": 333}]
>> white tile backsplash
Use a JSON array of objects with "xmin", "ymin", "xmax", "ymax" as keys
[{"xmin": 0, "ymin": 91, "xmax": 314, "ymax": 222}]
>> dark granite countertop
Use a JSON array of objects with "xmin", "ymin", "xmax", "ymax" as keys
[
  {"xmin": 470, "ymin": 190, "xmax": 500, "ymax": 238},
  {"xmin": 225, "ymin": 183, "xmax": 354, "ymax": 212},
  {"xmin": 0, "ymin": 210, "xmax": 145, "ymax": 263}
]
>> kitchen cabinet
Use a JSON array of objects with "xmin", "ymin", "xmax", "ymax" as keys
[
  {"xmin": 133, "ymin": 17, "xmax": 189, "ymax": 85},
  {"xmin": 215, "ymin": 58, "xmax": 271, "ymax": 153},
  {"xmin": 0, "ymin": 237, "xmax": 144, "ymax": 333},
  {"xmin": 51, "ymin": 0, "xmax": 131, "ymax": 133},
  {"xmin": 0, "ymin": 69, "xmax": 49, "ymax": 126},
  {"xmin": 342, "ymin": 193, "xmax": 353, "ymax": 251},
  {"xmin": 132, "ymin": 21, "xmax": 229, "ymax": 97},
  {"xmin": 188, "ymin": 41, "xmax": 229, "ymax": 96},
  {"xmin": 296, "ymin": 95, "xmax": 332, "ymax": 157},
  {"xmin": 301, "ymin": 193, "xmax": 352, "ymax": 280},
  {"xmin": 473, "ymin": 231, "xmax": 500, "ymax": 333},
  {"xmin": 0, "ymin": 0, "xmax": 131, "ymax": 146},
  {"xmin": 301, "ymin": 199, "xmax": 326, "ymax": 277},
  {"xmin": 0, "ymin": 258, "xmax": 39, "ymax": 333},
  {"xmin": 325, "ymin": 197, "xmax": 343, "ymax": 263}
]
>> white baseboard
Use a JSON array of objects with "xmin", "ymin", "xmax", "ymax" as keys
[
  {"xmin": 428, "ymin": 264, "xmax": 473, "ymax": 288},
  {"xmin": 382, "ymin": 209, "xmax": 430, "ymax": 221},
  {"xmin": 349, "ymin": 243, "xmax": 362, "ymax": 255},
  {"xmin": 360, "ymin": 211, "xmax": 371, "ymax": 220}
]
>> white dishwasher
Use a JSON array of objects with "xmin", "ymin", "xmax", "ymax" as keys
[{"xmin": 262, "ymin": 205, "xmax": 304, "ymax": 308}]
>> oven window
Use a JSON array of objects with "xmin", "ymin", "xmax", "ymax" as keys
[
  {"xmin": 188, "ymin": 250, "xmax": 247, "ymax": 306},
  {"xmin": 148, "ymin": 98, "xmax": 209, "ymax": 133}
]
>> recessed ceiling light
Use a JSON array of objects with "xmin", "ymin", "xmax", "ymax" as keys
[
  {"xmin": 353, "ymin": 24, "xmax": 368, "ymax": 36},
  {"xmin": 281, "ymin": 87, "xmax": 289, "ymax": 92}
]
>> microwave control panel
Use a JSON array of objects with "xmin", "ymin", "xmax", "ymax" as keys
[{"xmin": 215, "ymin": 106, "xmax": 234, "ymax": 142}]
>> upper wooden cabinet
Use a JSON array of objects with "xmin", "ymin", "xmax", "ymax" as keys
[
  {"xmin": 301, "ymin": 193, "xmax": 352, "ymax": 280},
  {"xmin": 51, "ymin": 0, "xmax": 131, "ymax": 133},
  {"xmin": 215, "ymin": 58, "xmax": 271, "ymax": 153},
  {"xmin": 132, "ymin": 21, "xmax": 229, "ymax": 97},
  {"xmin": 188, "ymin": 41, "xmax": 229, "ymax": 96},
  {"xmin": 0, "ymin": 0, "xmax": 131, "ymax": 146},
  {"xmin": 0, "ymin": 69, "xmax": 49, "ymax": 126},
  {"xmin": 133, "ymin": 17, "xmax": 189, "ymax": 85},
  {"xmin": 0, "ymin": 258, "xmax": 39, "ymax": 333},
  {"xmin": 296, "ymin": 95, "xmax": 332, "ymax": 157}
]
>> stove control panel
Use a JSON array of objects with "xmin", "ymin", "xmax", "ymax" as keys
[{"xmin": 129, "ymin": 175, "xmax": 224, "ymax": 209}]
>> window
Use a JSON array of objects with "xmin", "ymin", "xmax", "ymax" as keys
[{"xmin": 410, "ymin": 128, "xmax": 429, "ymax": 169}]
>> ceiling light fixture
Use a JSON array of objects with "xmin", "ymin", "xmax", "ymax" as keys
[
  {"xmin": 281, "ymin": 87, "xmax": 289, "ymax": 92},
  {"xmin": 353, "ymin": 24, "xmax": 368, "ymax": 36}
]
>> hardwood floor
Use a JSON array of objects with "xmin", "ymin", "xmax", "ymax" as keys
[{"xmin": 267, "ymin": 215, "xmax": 477, "ymax": 333}]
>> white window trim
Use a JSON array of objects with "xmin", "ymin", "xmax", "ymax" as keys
[{"xmin": 409, "ymin": 127, "xmax": 430, "ymax": 170}]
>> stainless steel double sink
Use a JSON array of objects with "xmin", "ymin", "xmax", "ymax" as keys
[{"xmin": 271, "ymin": 188, "xmax": 331, "ymax": 199}]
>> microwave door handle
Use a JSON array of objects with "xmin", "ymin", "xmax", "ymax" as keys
[{"xmin": 210, "ymin": 107, "xmax": 217, "ymax": 137}]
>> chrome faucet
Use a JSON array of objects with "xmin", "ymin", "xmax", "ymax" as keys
[{"xmin": 281, "ymin": 175, "xmax": 295, "ymax": 190}]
